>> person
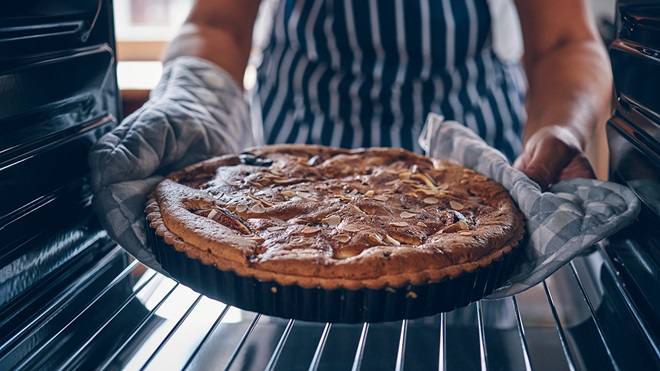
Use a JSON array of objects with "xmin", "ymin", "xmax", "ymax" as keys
[{"xmin": 89, "ymin": 0, "xmax": 612, "ymax": 272}]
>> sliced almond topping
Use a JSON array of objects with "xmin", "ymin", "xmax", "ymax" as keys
[
  {"xmin": 334, "ymin": 248, "xmax": 357, "ymax": 259},
  {"xmin": 193, "ymin": 173, "xmax": 211, "ymax": 180},
  {"xmin": 438, "ymin": 183, "xmax": 450, "ymax": 191},
  {"xmin": 207, "ymin": 209, "xmax": 219, "ymax": 219},
  {"xmin": 384, "ymin": 234, "xmax": 401, "ymax": 246},
  {"xmin": 463, "ymin": 169, "xmax": 476, "ymax": 174},
  {"xmin": 250, "ymin": 204, "xmax": 266, "ymax": 213},
  {"xmin": 460, "ymin": 179, "xmax": 469, "ymax": 185},
  {"xmin": 368, "ymin": 233, "xmax": 383, "ymax": 244},
  {"xmin": 443, "ymin": 220, "xmax": 470, "ymax": 233},
  {"xmin": 249, "ymin": 195, "xmax": 273, "ymax": 207},
  {"xmin": 410, "ymin": 164, "xmax": 418, "ymax": 174},
  {"xmin": 332, "ymin": 234, "xmax": 351, "ymax": 243},
  {"xmin": 322, "ymin": 215, "xmax": 341, "ymax": 227},
  {"xmin": 280, "ymin": 190, "xmax": 295, "ymax": 198},
  {"xmin": 423, "ymin": 197, "xmax": 439, "ymax": 205},
  {"xmin": 296, "ymin": 191, "xmax": 312, "ymax": 198},
  {"xmin": 399, "ymin": 171, "xmax": 412, "ymax": 179},
  {"xmin": 273, "ymin": 178, "xmax": 297, "ymax": 184},
  {"xmin": 474, "ymin": 175, "xmax": 488, "ymax": 182},
  {"xmin": 270, "ymin": 217, "xmax": 286, "ymax": 224},
  {"xmin": 352, "ymin": 205, "xmax": 366, "ymax": 214},
  {"xmin": 450, "ymin": 201, "xmax": 464, "ymax": 210},
  {"xmin": 235, "ymin": 204, "xmax": 248, "ymax": 213},
  {"xmin": 307, "ymin": 155, "xmax": 321, "ymax": 166},
  {"xmin": 343, "ymin": 224, "xmax": 361, "ymax": 232},
  {"xmin": 365, "ymin": 190, "xmax": 375, "ymax": 197},
  {"xmin": 417, "ymin": 221, "xmax": 428, "ymax": 227},
  {"xmin": 373, "ymin": 195, "xmax": 389, "ymax": 202},
  {"xmin": 400, "ymin": 211, "xmax": 416, "ymax": 219},
  {"xmin": 302, "ymin": 226, "xmax": 321, "ymax": 234},
  {"xmin": 416, "ymin": 188, "xmax": 436, "ymax": 196},
  {"xmin": 336, "ymin": 194, "xmax": 352, "ymax": 201},
  {"xmin": 431, "ymin": 159, "xmax": 447, "ymax": 170},
  {"xmin": 411, "ymin": 172, "xmax": 438, "ymax": 187},
  {"xmin": 390, "ymin": 221, "xmax": 409, "ymax": 227},
  {"xmin": 459, "ymin": 231, "xmax": 473, "ymax": 236},
  {"xmin": 267, "ymin": 226, "xmax": 286, "ymax": 232}
]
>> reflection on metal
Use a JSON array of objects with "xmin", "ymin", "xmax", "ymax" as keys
[
  {"xmin": 439, "ymin": 312, "xmax": 446, "ymax": 371},
  {"xmin": 394, "ymin": 320, "xmax": 407, "ymax": 371},
  {"xmin": 476, "ymin": 302, "xmax": 488, "ymax": 371},
  {"xmin": 511, "ymin": 296, "xmax": 533, "ymax": 371},
  {"xmin": 309, "ymin": 322, "xmax": 331, "ymax": 371},
  {"xmin": 568, "ymin": 261, "xmax": 619, "ymax": 369},
  {"xmin": 2, "ymin": 241, "xmax": 660, "ymax": 370},
  {"xmin": 265, "ymin": 319, "xmax": 295, "ymax": 371},
  {"xmin": 351, "ymin": 323, "xmax": 369, "ymax": 371},
  {"xmin": 543, "ymin": 281, "xmax": 577, "ymax": 371}
]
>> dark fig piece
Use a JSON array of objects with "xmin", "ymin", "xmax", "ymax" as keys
[{"xmin": 239, "ymin": 153, "xmax": 273, "ymax": 167}]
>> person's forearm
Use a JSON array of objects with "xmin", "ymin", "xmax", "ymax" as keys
[
  {"xmin": 522, "ymin": 39, "xmax": 612, "ymax": 150},
  {"xmin": 162, "ymin": 0, "xmax": 261, "ymax": 87}
]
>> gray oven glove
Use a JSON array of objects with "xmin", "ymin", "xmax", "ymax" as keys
[
  {"xmin": 419, "ymin": 113, "xmax": 641, "ymax": 298},
  {"xmin": 88, "ymin": 56, "xmax": 255, "ymax": 274}
]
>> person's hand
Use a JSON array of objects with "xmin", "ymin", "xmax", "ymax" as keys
[
  {"xmin": 513, "ymin": 126, "xmax": 595, "ymax": 191},
  {"xmin": 88, "ymin": 56, "xmax": 255, "ymax": 273}
]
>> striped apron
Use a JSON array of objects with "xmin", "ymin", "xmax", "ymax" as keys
[{"xmin": 256, "ymin": 0, "xmax": 527, "ymax": 161}]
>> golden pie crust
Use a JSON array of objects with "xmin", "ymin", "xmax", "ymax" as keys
[{"xmin": 146, "ymin": 145, "xmax": 524, "ymax": 290}]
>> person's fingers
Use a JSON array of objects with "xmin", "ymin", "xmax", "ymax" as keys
[
  {"xmin": 512, "ymin": 149, "xmax": 530, "ymax": 172},
  {"xmin": 558, "ymin": 154, "xmax": 596, "ymax": 181},
  {"xmin": 518, "ymin": 136, "xmax": 576, "ymax": 190}
]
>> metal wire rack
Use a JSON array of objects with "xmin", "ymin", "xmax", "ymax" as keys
[{"xmin": 1, "ymin": 238, "xmax": 658, "ymax": 370}]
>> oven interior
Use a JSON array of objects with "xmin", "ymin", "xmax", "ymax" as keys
[{"xmin": 1, "ymin": 1, "xmax": 658, "ymax": 370}]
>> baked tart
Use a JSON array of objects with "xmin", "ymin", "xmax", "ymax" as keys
[{"xmin": 146, "ymin": 145, "xmax": 524, "ymax": 322}]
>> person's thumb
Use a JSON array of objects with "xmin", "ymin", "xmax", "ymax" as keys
[{"xmin": 515, "ymin": 138, "xmax": 576, "ymax": 191}]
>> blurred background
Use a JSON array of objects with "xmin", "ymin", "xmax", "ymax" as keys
[{"xmin": 114, "ymin": 0, "xmax": 618, "ymax": 117}]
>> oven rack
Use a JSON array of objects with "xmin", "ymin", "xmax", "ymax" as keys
[{"xmin": 1, "ymin": 237, "xmax": 658, "ymax": 370}]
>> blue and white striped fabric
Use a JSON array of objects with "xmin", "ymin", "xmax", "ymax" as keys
[{"xmin": 256, "ymin": 0, "xmax": 527, "ymax": 161}]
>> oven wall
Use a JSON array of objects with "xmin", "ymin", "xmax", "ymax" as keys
[{"xmin": 0, "ymin": 0, "xmax": 121, "ymax": 307}]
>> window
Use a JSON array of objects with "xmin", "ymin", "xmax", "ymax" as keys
[
  {"xmin": 113, "ymin": 0, "xmax": 192, "ymax": 91},
  {"xmin": 114, "ymin": 0, "xmax": 192, "ymax": 61},
  {"xmin": 113, "ymin": 0, "xmax": 273, "ymax": 91}
]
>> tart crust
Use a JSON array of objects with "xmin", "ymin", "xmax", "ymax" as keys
[{"xmin": 146, "ymin": 145, "xmax": 524, "ymax": 290}]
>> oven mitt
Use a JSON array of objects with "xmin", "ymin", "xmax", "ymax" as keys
[
  {"xmin": 419, "ymin": 113, "xmax": 641, "ymax": 298},
  {"xmin": 88, "ymin": 56, "xmax": 255, "ymax": 275}
]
